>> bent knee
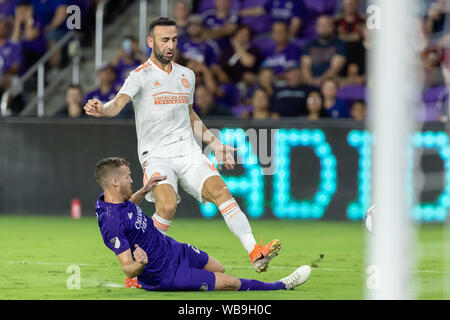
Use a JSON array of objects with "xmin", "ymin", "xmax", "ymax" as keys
[{"xmin": 157, "ymin": 202, "xmax": 177, "ymax": 217}]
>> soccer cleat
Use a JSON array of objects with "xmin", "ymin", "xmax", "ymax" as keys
[
  {"xmin": 280, "ymin": 265, "xmax": 311, "ymax": 290},
  {"xmin": 249, "ymin": 239, "xmax": 282, "ymax": 273},
  {"xmin": 124, "ymin": 277, "xmax": 141, "ymax": 288}
]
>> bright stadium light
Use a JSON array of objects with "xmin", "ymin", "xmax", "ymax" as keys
[{"xmin": 367, "ymin": 0, "xmax": 421, "ymax": 300}]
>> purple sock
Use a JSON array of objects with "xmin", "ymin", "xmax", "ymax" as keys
[{"xmin": 238, "ymin": 279, "xmax": 286, "ymax": 291}]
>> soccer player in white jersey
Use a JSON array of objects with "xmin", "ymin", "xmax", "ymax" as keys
[{"xmin": 84, "ymin": 17, "xmax": 280, "ymax": 272}]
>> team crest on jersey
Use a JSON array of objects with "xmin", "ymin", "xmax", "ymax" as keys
[
  {"xmin": 181, "ymin": 78, "xmax": 190, "ymax": 88},
  {"xmin": 110, "ymin": 237, "xmax": 121, "ymax": 249}
]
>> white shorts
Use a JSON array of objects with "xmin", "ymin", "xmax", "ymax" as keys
[{"xmin": 142, "ymin": 150, "xmax": 221, "ymax": 204}]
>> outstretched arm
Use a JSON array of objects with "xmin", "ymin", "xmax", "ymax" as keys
[
  {"xmin": 130, "ymin": 175, "xmax": 167, "ymax": 206},
  {"xmin": 84, "ymin": 94, "xmax": 131, "ymax": 118},
  {"xmin": 189, "ymin": 105, "xmax": 237, "ymax": 170}
]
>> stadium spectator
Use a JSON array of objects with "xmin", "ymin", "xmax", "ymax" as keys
[
  {"xmin": 86, "ymin": 64, "xmax": 135, "ymax": 119},
  {"xmin": 12, "ymin": 2, "xmax": 47, "ymax": 72},
  {"xmin": 239, "ymin": 0, "xmax": 306, "ymax": 38},
  {"xmin": 178, "ymin": 14, "xmax": 219, "ymax": 67},
  {"xmin": 258, "ymin": 67, "xmax": 275, "ymax": 96},
  {"xmin": 217, "ymin": 24, "xmax": 262, "ymax": 84},
  {"xmin": 261, "ymin": 21, "xmax": 301, "ymax": 77},
  {"xmin": 0, "ymin": 15, "xmax": 23, "ymax": 115},
  {"xmin": 85, "ymin": 64, "xmax": 118, "ymax": 104},
  {"xmin": 186, "ymin": 59, "xmax": 218, "ymax": 97},
  {"xmin": 422, "ymin": 46, "xmax": 445, "ymax": 88},
  {"xmin": 55, "ymin": 84, "xmax": 87, "ymax": 118},
  {"xmin": 172, "ymin": 0, "xmax": 191, "ymax": 37},
  {"xmin": 301, "ymin": 0, "xmax": 339, "ymax": 41},
  {"xmin": 202, "ymin": 0, "xmax": 239, "ymax": 51},
  {"xmin": 243, "ymin": 66, "xmax": 275, "ymax": 105},
  {"xmin": 195, "ymin": 84, "xmax": 234, "ymax": 117},
  {"xmin": 301, "ymin": 15, "xmax": 347, "ymax": 87},
  {"xmin": 110, "ymin": 36, "xmax": 146, "ymax": 86},
  {"xmin": 240, "ymin": 87, "xmax": 272, "ymax": 119},
  {"xmin": 31, "ymin": 0, "xmax": 69, "ymax": 77},
  {"xmin": 270, "ymin": 60, "xmax": 314, "ymax": 117},
  {"xmin": 0, "ymin": 17, "xmax": 22, "ymax": 77},
  {"xmin": 215, "ymin": 81, "xmax": 240, "ymax": 108},
  {"xmin": 305, "ymin": 90, "xmax": 327, "ymax": 120},
  {"xmin": 320, "ymin": 77, "xmax": 350, "ymax": 118},
  {"xmin": 334, "ymin": 0, "xmax": 366, "ymax": 82},
  {"xmin": 350, "ymin": 99, "xmax": 366, "ymax": 121}
]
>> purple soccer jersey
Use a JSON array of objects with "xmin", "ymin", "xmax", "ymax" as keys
[{"xmin": 96, "ymin": 194, "xmax": 215, "ymax": 291}]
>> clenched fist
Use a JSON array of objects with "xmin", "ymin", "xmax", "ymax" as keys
[
  {"xmin": 133, "ymin": 244, "xmax": 148, "ymax": 265},
  {"xmin": 84, "ymin": 98, "xmax": 104, "ymax": 117}
]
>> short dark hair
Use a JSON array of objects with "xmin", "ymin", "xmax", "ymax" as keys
[
  {"xmin": 148, "ymin": 16, "xmax": 176, "ymax": 37},
  {"xmin": 95, "ymin": 157, "xmax": 130, "ymax": 188}
]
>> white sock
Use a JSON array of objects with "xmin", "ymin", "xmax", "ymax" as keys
[
  {"xmin": 151, "ymin": 213, "xmax": 172, "ymax": 235},
  {"xmin": 218, "ymin": 198, "xmax": 257, "ymax": 254}
]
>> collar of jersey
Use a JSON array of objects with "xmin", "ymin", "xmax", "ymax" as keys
[
  {"xmin": 149, "ymin": 57, "xmax": 175, "ymax": 75},
  {"xmin": 98, "ymin": 193, "xmax": 129, "ymax": 207}
]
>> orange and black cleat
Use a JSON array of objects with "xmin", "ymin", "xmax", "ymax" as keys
[
  {"xmin": 249, "ymin": 239, "xmax": 281, "ymax": 273},
  {"xmin": 124, "ymin": 277, "xmax": 141, "ymax": 288}
]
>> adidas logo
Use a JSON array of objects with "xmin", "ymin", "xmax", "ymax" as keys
[{"xmin": 154, "ymin": 81, "xmax": 161, "ymax": 87}]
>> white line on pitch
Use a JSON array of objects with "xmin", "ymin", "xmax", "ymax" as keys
[{"xmin": 6, "ymin": 261, "xmax": 450, "ymax": 275}]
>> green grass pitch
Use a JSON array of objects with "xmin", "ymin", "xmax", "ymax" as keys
[{"xmin": 0, "ymin": 215, "xmax": 446, "ymax": 300}]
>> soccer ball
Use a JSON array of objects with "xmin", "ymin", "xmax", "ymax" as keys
[{"xmin": 365, "ymin": 205, "xmax": 375, "ymax": 233}]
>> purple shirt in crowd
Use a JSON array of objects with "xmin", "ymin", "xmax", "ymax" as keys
[
  {"xmin": 0, "ymin": 39, "xmax": 22, "ymax": 73},
  {"xmin": 264, "ymin": 0, "xmax": 306, "ymax": 24},
  {"xmin": 32, "ymin": 0, "xmax": 68, "ymax": 26},
  {"xmin": 20, "ymin": 20, "xmax": 47, "ymax": 54},
  {"xmin": 239, "ymin": 0, "xmax": 271, "ymax": 35},
  {"xmin": 114, "ymin": 58, "xmax": 141, "ymax": 86},
  {"xmin": 261, "ymin": 42, "xmax": 300, "ymax": 75},
  {"xmin": 202, "ymin": 9, "xmax": 239, "ymax": 51},
  {"xmin": 0, "ymin": 0, "xmax": 18, "ymax": 18},
  {"xmin": 96, "ymin": 194, "xmax": 187, "ymax": 289},
  {"xmin": 301, "ymin": 0, "xmax": 338, "ymax": 39},
  {"xmin": 84, "ymin": 86, "xmax": 117, "ymax": 104},
  {"xmin": 178, "ymin": 36, "xmax": 218, "ymax": 66},
  {"xmin": 325, "ymin": 98, "xmax": 350, "ymax": 118}
]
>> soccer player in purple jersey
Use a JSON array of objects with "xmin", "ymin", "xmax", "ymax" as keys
[{"xmin": 94, "ymin": 157, "xmax": 311, "ymax": 292}]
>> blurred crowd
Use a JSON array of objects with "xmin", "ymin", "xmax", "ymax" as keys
[
  {"xmin": 1, "ymin": 0, "xmax": 450, "ymax": 122},
  {"xmin": 0, "ymin": 0, "xmax": 133, "ymax": 115}
]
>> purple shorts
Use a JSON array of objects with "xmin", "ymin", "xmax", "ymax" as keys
[{"xmin": 140, "ymin": 243, "xmax": 216, "ymax": 291}]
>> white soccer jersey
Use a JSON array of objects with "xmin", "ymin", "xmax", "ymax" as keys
[{"xmin": 117, "ymin": 59, "xmax": 200, "ymax": 163}]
